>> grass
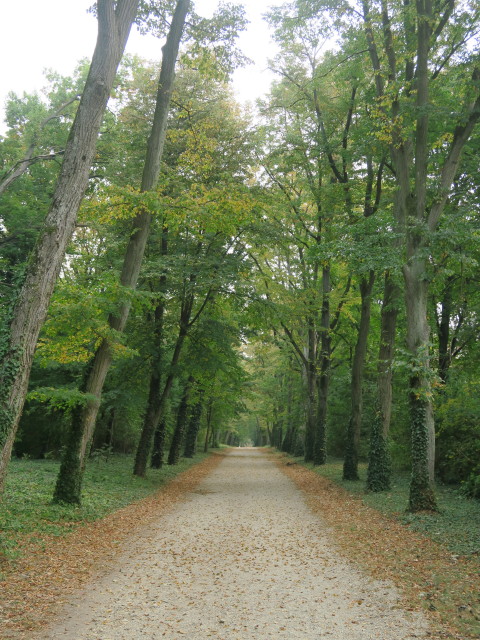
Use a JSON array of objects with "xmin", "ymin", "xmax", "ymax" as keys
[
  {"xmin": 293, "ymin": 457, "xmax": 480, "ymax": 558},
  {"xmin": 0, "ymin": 453, "xmax": 209, "ymax": 564}
]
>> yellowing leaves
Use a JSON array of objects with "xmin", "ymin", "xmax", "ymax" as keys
[
  {"xmin": 37, "ymin": 328, "xmax": 101, "ymax": 365},
  {"xmin": 78, "ymin": 185, "xmax": 163, "ymax": 226},
  {"xmin": 162, "ymin": 182, "xmax": 257, "ymax": 235}
]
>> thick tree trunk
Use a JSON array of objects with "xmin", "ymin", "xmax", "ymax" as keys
[
  {"xmin": 281, "ymin": 376, "xmax": 294, "ymax": 453},
  {"xmin": 53, "ymin": 341, "xmax": 114, "ymax": 503},
  {"xmin": 0, "ymin": 0, "xmax": 139, "ymax": 495},
  {"xmin": 133, "ymin": 309, "xmax": 189, "ymax": 476},
  {"xmin": 343, "ymin": 271, "xmax": 375, "ymax": 480},
  {"xmin": 53, "ymin": 1, "xmax": 190, "ymax": 503},
  {"xmin": 404, "ymin": 257, "xmax": 437, "ymax": 511},
  {"xmin": 314, "ymin": 366, "xmax": 329, "ymax": 465},
  {"xmin": 367, "ymin": 272, "xmax": 398, "ymax": 491}
]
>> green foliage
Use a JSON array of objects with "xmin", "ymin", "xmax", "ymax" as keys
[
  {"xmin": 26, "ymin": 387, "xmax": 93, "ymax": 412},
  {"xmin": 2, "ymin": 0, "xmax": 479, "ymax": 514},
  {"xmin": 461, "ymin": 472, "xmax": 480, "ymax": 500},
  {"xmin": 136, "ymin": 1, "xmax": 250, "ymax": 80},
  {"xmin": 436, "ymin": 379, "xmax": 480, "ymax": 488}
]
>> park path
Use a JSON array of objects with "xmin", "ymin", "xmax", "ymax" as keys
[{"xmin": 36, "ymin": 449, "xmax": 428, "ymax": 639}]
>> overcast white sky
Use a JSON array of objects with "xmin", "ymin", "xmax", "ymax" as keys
[{"xmin": 0, "ymin": 0, "xmax": 282, "ymax": 131}]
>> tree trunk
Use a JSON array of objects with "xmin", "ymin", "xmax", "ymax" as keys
[
  {"xmin": 303, "ymin": 327, "xmax": 317, "ymax": 462},
  {"xmin": 134, "ymin": 360, "xmax": 162, "ymax": 476},
  {"xmin": 203, "ymin": 399, "xmax": 214, "ymax": 453},
  {"xmin": 437, "ymin": 275, "xmax": 454, "ymax": 384},
  {"xmin": 281, "ymin": 375, "xmax": 294, "ymax": 453},
  {"xmin": 367, "ymin": 271, "xmax": 398, "ymax": 491},
  {"xmin": 343, "ymin": 271, "xmax": 375, "ymax": 480},
  {"xmin": 184, "ymin": 392, "xmax": 204, "ymax": 457},
  {"xmin": 0, "ymin": 0, "xmax": 139, "ymax": 495},
  {"xmin": 313, "ymin": 265, "xmax": 331, "ymax": 465},
  {"xmin": 361, "ymin": 0, "xmax": 480, "ymax": 511},
  {"xmin": 404, "ymin": 257, "xmax": 437, "ymax": 511},
  {"xmin": 168, "ymin": 377, "xmax": 193, "ymax": 465},
  {"xmin": 53, "ymin": 1, "xmax": 190, "ymax": 503},
  {"xmin": 134, "ymin": 228, "xmax": 168, "ymax": 476},
  {"xmin": 151, "ymin": 419, "xmax": 167, "ymax": 469}
]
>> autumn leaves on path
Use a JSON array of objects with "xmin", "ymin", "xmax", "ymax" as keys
[{"xmin": 33, "ymin": 449, "xmax": 427, "ymax": 640}]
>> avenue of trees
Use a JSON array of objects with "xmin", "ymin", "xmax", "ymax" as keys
[{"xmin": 0, "ymin": 0, "xmax": 479, "ymax": 512}]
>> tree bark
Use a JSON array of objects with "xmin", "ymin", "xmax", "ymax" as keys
[
  {"xmin": 367, "ymin": 271, "xmax": 398, "ymax": 491},
  {"xmin": 0, "ymin": 0, "xmax": 139, "ymax": 495},
  {"xmin": 134, "ymin": 316, "xmax": 189, "ymax": 476},
  {"xmin": 404, "ymin": 256, "xmax": 437, "ymax": 510},
  {"xmin": 343, "ymin": 270, "xmax": 375, "ymax": 480},
  {"xmin": 133, "ymin": 228, "xmax": 168, "ymax": 476},
  {"xmin": 436, "ymin": 275, "xmax": 455, "ymax": 384},
  {"xmin": 281, "ymin": 373, "xmax": 294, "ymax": 453},
  {"xmin": 133, "ymin": 348, "xmax": 163, "ymax": 476},
  {"xmin": 53, "ymin": 0, "xmax": 190, "ymax": 503}
]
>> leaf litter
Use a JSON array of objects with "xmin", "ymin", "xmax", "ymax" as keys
[{"xmin": 278, "ymin": 454, "xmax": 479, "ymax": 640}]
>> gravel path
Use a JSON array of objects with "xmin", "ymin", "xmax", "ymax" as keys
[{"xmin": 37, "ymin": 449, "xmax": 428, "ymax": 639}]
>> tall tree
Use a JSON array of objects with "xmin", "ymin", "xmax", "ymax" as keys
[
  {"xmin": 53, "ymin": 0, "xmax": 190, "ymax": 504},
  {"xmin": 306, "ymin": 0, "xmax": 480, "ymax": 509},
  {"xmin": 360, "ymin": 0, "xmax": 480, "ymax": 510},
  {"xmin": 0, "ymin": 0, "xmax": 139, "ymax": 494}
]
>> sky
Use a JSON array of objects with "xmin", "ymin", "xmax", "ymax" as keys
[{"xmin": 0, "ymin": 0, "xmax": 283, "ymax": 131}]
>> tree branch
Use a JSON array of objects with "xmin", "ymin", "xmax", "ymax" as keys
[
  {"xmin": 0, "ymin": 95, "xmax": 80, "ymax": 196},
  {"xmin": 428, "ymin": 66, "xmax": 480, "ymax": 231}
]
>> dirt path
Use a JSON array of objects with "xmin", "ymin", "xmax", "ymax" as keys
[{"xmin": 34, "ymin": 449, "xmax": 428, "ymax": 640}]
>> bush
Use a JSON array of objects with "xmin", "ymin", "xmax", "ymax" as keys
[
  {"xmin": 435, "ymin": 380, "xmax": 480, "ymax": 485},
  {"xmin": 461, "ymin": 468, "xmax": 480, "ymax": 499}
]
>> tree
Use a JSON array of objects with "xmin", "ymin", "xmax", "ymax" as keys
[
  {"xmin": 360, "ymin": 0, "xmax": 479, "ymax": 510},
  {"xmin": 304, "ymin": 0, "xmax": 480, "ymax": 509},
  {"xmin": 0, "ymin": 0, "xmax": 139, "ymax": 494},
  {"xmin": 53, "ymin": 0, "xmax": 191, "ymax": 504}
]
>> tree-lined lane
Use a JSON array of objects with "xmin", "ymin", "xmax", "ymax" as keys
[{"xmin": 36, "ymin": 449, "xmax": 428, "ymax": 640}]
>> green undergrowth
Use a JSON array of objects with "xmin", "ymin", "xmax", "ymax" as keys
[
  {"xmin": 0, "ymin": 453, "xmax": 209, "ymax": 565},
  {"xmin": 289, "ymin": 456, "xmax": 480, "ymax": 558}
]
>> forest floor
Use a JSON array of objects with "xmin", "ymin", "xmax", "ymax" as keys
[{"xmin": 0, "ymin": 448, "xmax": 478, "ymax": 639}]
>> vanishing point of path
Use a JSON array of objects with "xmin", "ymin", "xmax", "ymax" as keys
[{"xmin": 37, "ymin": 449, "xmax": 428, "ymax": 639}]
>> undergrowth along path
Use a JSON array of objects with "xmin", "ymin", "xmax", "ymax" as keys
[{"xmin": 31, "ymin": 448, "xmax": 427, "ymax": 640}]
